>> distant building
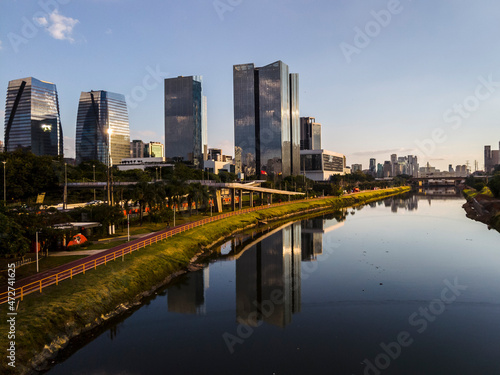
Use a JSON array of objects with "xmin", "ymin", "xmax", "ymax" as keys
[
  {"xmin": 0, "ymin": 140, "xmax": 4, "ymax": 153},
  {"xmin": 369, "ymin": 158, "xmax": 376, "ymax": 176},
  {"xmin": 145, "ymin": 141, "xmax": 164, "ymax": 158},
  {"xmin": 351, "ymin": 164, "xmax": 362, "ymax": 173},
  {"xmin": 130, "ymin": 139, "xmax": 145, "ymax": 158},
  {"xmin": 449, "ymin": 164, "xmax": 454, "ymax": 173},
  {"xmin": 233, "ymin": 61, "xmax": 299, "ymax": 177},
  {"xmin": 4, "ymin": 77, "xmax": 63, "ymax": 156},
  {"xmin": 300, "ymin": 117, "xmax": 321, "ymax": 150},
  {"xmin": 377, "ymin": 163, "xmax": 384, "ymax": 178},
  {"xmin": 117, "ymin": 157, "xmax": 173, "ymax": 171},
  {"xmin": 76, "ymin": 90, "xmax": 130, "ymax": 165},
  {"xmin": 164, "ymin": 75, "xmax": 207, "ymax": 167},
  {"xmin": 203, "ymin": 160, "xmax": 233, "ymax": 175},
  {"xmin": 383, "ymin": 161, "xmax": 392, "ymax": 178},
  {"xmin": 485, "ymin": 143, "xmax": 500, "ymax": 173},
  {"xmin": 208, "ymin": 148, "xmax": 222, "ymax": 161},
  {"xmin": 301, "ymin": 150, "xmax": 346, "ymax": 181}
]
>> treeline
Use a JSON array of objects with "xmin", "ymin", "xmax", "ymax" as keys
[{"xmin": 465, "ymin": 165, "xmax": 500, "ymax": 197}]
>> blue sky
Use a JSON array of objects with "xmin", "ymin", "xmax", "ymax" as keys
[{"xmin": 1, "ymin": 0, "xmax": 499, "ymax": 171}]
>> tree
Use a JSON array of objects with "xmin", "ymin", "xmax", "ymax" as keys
[
  {"xmin": 0, "ymin": 210, "xmax": 30, "ymax": 257},
  {"xmin": 489, "ymin": 173, "xmax": 500, "ymax": 198}
]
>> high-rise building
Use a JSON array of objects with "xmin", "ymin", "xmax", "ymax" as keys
[
  {"xmin": 75, "ymin": 90, "xmax": 130, "ymax": 165},
  {"xmin": 485, "ymin": 143, "xmax": 500, "ymax": 173},
  {"xmin": 145, "ymin": 141, "xmax": 164, "ymax": 158},
  {"xmin": 233, "ymin": 61, "xmax": 299, "ymax": 177},
  {"xmin": 300, "ymin": 117, "xmax": 321, "ymax": 151},
  {"xmin": 369, "ymin": 158, "xmax": 376, "ymax": 176},
  {"xmin": 208, "ymin": 148, "xmax": 222, "ymax": 161},
  {"xmin": 4, "ymin": 77, "xmax": 63, "ymax": 156},
  {"xmin": 130, "ymin": 139, "xmax": 145, "ymax": 158},
  {"xmin": 0, "ymin": 140, "xmax": 4, "ymax": 153},
  {"xmin": 351, "ymin": 164, "xmax": 362, "ymax": 173},
  {"xmin": 164, "ymin": 76, "xmax": 207, "ymax": 167}
]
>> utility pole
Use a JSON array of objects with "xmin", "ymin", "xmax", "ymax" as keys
[
  {"xmin": 93, "ymin": 164, "xmax": 96, "ymax": 201},
  {"xmin": 63, "ymin": 163, "xmax": 67, "ymax": 210}
]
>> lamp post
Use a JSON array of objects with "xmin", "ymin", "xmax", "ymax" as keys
[
  {"xmin": 63, "ymin": 163, "xmax": 67, "ymax": 210},
  {"xmin": 2, "ymin": 161, "xmax": 6, "ymax": 206},
  {"xmin": 36, "ymin": 231, "xmax": 39, "ymax": 273},
  {"xmin": 93, "ymin": 164, "xmax": 96, "ymax": 201}
]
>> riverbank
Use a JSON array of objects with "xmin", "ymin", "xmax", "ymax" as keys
[
  {"xmin": 0, "ymin": 187, "xmax": 410, "ymax": 375},
  {"xmin": 462, "ymin": 187, "xmax": 500, "ymax": 232}
]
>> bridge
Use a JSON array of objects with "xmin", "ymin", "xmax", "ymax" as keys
[{"xmin": 409, "ymin": 176, "xmax": 466, "ymax": 187}]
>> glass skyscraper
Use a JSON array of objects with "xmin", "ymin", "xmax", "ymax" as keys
[
  {"xmin": 75, "ymin": 90, "xmax": 130, "ymax": 165},
  {"xmin": 233, "ymin": 61, "xmax": 300, "ymax": 177},
  {"xmin": 4, "ymin": 77, "xmax": 63, "ymax": 156},
  {"xmin": 164, "ymin": 76, "xmax": 207, "ymax": 167}
]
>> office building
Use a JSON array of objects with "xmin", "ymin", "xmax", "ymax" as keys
[
  {"xmin": 301, "ymin": 150, "xmax": 346, "ymax": 181},
  {"xmin": 208, "ymin": 148, "xmax": 222, "ymax": 161},
  {"xmin": 369, "ymin": 158, "xmax": 376, "ymax": 176},
  {"xmin": 233, "ymin": 61, "xmax": 299, "ymax": 177},
  {"xmin": 75, "ymin": 90, "xmax": 130, "ymax": 165},
  {"xmin": 145, "ymin": 141, "xmax": 164, "ymax": 158},
  {"xmin": 0, "ymin": 140, "xmax": 4, "ymax": 153},
  {"xmin": 352, "ymin": 164, "xmax": 362, "ymax": 173},
  {"xmin": 485, "ymin": 143, "xmax": 500, "ymax": 173},
  {"xmin": 300, "ymin": 117, "xmax": 321, "ymax": 150},
  {"xmin": 4, "ymin": 77, "xmax": 63, "ymax": 156},
  {"xmin": 164, "ymin": 76, "xmax": 207, "ymax": 167},
  {"xmin": 130, "ymin": 139, "xmax": 145, "ymax": 158}
]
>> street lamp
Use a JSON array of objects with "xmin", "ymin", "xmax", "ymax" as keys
[
  {"xmin": 63, "ymin": 163, "xmax": 67, "ymax": 210},
  {"xmin": 2, "ymin": 161, "xmax": 6, "ymax": 205},
  {"xmin": 93, "ymin": 164, "xmax": 96, "ymax": 201}
]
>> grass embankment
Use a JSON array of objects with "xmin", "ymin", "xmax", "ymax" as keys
[
  {"xmin": 0, "ymin": 186, "xmax": 410, "ymax": 374},
  {"xmin": 463, "ymin": 186, "xmax": 494, "ymax": 199}
]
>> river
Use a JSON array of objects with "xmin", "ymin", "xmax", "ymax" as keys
[{"xmin": 47, "ymin": 191, "xmax": 500, "ymax": 375}]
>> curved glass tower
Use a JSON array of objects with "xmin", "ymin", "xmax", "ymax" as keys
[
  {"xmin": 4, "ymin": 77, "xmax": 63, "ymax": 156},
  {"xmin": 75, "ymin": 90, "xmax": 130, "ymax": 165}
]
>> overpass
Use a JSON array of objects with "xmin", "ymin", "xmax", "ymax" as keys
[
  {"xmin": 65, "ymin": 180, "xmax": 305, "ymax": 213},
  {"xmin": 409, "ymin": 176, "xmax": 466, "ymax": 187}
]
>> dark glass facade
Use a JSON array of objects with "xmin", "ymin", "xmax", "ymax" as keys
[
  {"xmin": 4, "ymin": 77, "xmax": 63, "ymax": 156},
  {"xmin": 233, "ymin": 61, "xmax": 299, "ymax": 177},
  {"xmin": 164, "ymin": 76, "xmax": 206, "ymax": 168},
  {"xmin": 75, "ymin": 91, "xmax": 130, "ymax": 165},
  {"xmin": 300, "ymin": 117, "xmax": 321, "ymax": 151},
  {"xmin": 301, "ymin": 151, "xmax": 344, "ymax": 172}
]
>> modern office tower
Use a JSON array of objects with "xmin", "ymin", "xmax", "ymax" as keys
[
  {"xmin": 369, "ymin": 158, "xmax": 376, "ymax": 175},
  {"xmin": 300, "ymin": 117, "xmax": 321, "ymax": 150},
  {"xmin": 130, "ymin": 139, "xmax": 145, "ymax": 158},
  {"xmin": 233, "ymin": 61, "xmax": 299, "ymax": 177},
  {"xmin": 236, "ymin": 222, "xmax": 301, "ymax": 328},
  {"xmin": 377, "ymin": 163, "xmax": 383, "ymax": 178},
  {"xmin": 145, "ymin": 141, "xmax": 164, "ymax": 158},
  {"xmin": 484, "ymin": 143, "xmax": 500, "ymax": 173},
  {"xmin": 408, "ymin": 155, "xmax": 419, "ymax": 177},
  {"xmin": 449, "ymin": 164, "xmax": 454, "ymax": 173},
  {"xmin": 351, "ymin": 164, "xmax": 362, "ymax": 173},
  {"xmin": 167, "ymin": 268, "xmax": 209, "ymax": 315},
  {"xmin": 75, "ymin": 90, "xmax": 130, "ymax": 165},
  {"xmin": 4, "ymin": 77, "xmax": 63, "ymax": 156},
  {"xmin": 383, "ymin": 161, "xmax": 392, "ymax": 177},
  {"xmin": 484, "ymin": 145, "xmax": 491, "ymax": 172},
  {"xmin": 390, "ymin": 153, "xmax": 397, "ymax": 176},
  {"xmin": 164, "ymin": 76, "xmax": 207, "ymax": 167}
]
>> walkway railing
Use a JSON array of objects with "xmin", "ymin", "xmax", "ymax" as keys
[{"xmin": 0, "ymin": 198, "xmax": 307, "ymax": 304}]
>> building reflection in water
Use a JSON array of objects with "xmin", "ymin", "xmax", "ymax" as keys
[
  {"xmin": 301, "ymin": 216, "xmax": 345, "ymax": 261},
  {"xmin": 236, "ymin": 222, "xmax": 301, "ymax": 328},
  {"xmin": 167, "ymin": 268, "xmax": 209, "ymax": 315}
]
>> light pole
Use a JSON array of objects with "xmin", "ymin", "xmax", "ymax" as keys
[
  {"xmin": 63, "ymin": 163, "xmax": 67, "ymax": 210},
  {"xmin": 127, "ymin": 214, "xmax": 130, "ymax": 242},
  {"xmin": 93, "ymin": 164, "xmax": 96, "ymax": 201},
  {"xmin": 2, "ymin": 161, "xmax": 6, "ymax": 205},
  {"xmin": 36, "ymin": 231, "xmax": 39, "ymax": 273},
  {"xmin": 156, "ymin": 167, "xmax": 158, "ymax": 182}
]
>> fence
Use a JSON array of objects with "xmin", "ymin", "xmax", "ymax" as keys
[{"xmin": 0, "ymin": 198, "xmax": 308, "ymax": 304}]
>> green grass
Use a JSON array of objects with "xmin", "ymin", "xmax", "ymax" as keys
[
  {"xmin": 463, "ymin": 186, "xmax": 494, "ymax": 199},
  {"xmin": 0, "ymin": 186, "xmax": 410, "ymax": 374}
]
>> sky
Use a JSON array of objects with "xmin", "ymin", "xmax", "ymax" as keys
[{"xmin": 1, "ymin": 0, "xmax": 499, "ymax": 171}]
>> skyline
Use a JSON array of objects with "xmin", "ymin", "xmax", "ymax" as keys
[{"xmin": 1, "ymin": 0, "xmax": 499, "ymax": 171}]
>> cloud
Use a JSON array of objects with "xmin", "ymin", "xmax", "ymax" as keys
[
  {"xmin": 105, "ymin": 28, "xmax": 113, "ymax": 35},
  {"xmin": 36, "ymin": 10, "xmax": 79, "ymax": 42},
  {"xmin": 0, "ymin": 40, "xmax": 3, "ymax": 50},
  {"xmin": 351, "ymin": 148, "xmax": 416, "ymax": 157}
]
